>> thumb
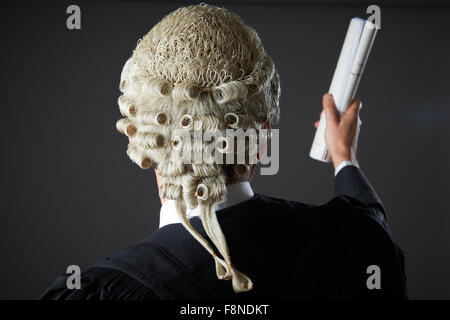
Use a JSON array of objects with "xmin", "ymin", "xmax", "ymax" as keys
[{"xmin": 322, "ymin": 93, "xmax": 338, "ymax": 126}]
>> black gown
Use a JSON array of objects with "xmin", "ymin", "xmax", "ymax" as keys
[{"xmin": 41, "ymin": 166, "xmax": 407, "ymax": 299}]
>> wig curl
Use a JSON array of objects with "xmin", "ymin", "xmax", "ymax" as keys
[{"xmin": 116, "ymin": 3, "xmax": 280, "ymax": 293}]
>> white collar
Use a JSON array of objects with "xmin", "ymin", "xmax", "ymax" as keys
[{"xmin": 158, "ymin": 181, "xmax": 254, "ymax": 228}]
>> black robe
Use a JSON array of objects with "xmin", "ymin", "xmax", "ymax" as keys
[{"xmin": 41, "ymin": 166, "xmax": 407, "ymax": 299}]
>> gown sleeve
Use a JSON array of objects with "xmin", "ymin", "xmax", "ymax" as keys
[{"xmin": 40, "ymin": 266, "xmax": 161, "ymax": 300}]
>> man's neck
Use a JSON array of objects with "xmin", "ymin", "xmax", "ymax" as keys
[{"xmin": 158, "ymin": 182, "xmax": 255, "ymax": 228}]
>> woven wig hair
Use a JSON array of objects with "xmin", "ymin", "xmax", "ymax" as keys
[{"xmin": 116, "ymin": 3, "xmax": 280, "ymax": 293}]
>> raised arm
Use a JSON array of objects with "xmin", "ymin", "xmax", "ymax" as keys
[{"xmin": 314, "ymin": 93, "xmax": 387, "ymax": 220}]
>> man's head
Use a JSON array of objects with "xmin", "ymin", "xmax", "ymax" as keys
[{"xmin": 116, "ymin": 3, "xmax": 280, "ymax": 293}]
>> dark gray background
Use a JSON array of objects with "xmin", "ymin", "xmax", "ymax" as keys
[{"xmin": 1, "ymin": 0, "xmax": 449, "ymax": 299}]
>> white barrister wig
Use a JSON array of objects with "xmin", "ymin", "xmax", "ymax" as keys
[{"xmin": 116, "ymin": 2, "xmax": 280, "ymax": 293}]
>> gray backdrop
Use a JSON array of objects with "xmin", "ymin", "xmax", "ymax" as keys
[{"xmin": 1, "ymin": 0, "xmax": 449, "ymax": 299}]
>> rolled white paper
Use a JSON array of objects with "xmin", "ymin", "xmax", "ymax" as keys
[{"xmin": 310, "ymin": 18, "xmax": 378, "ymax": 163}]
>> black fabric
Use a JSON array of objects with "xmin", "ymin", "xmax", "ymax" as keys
[{"xmin": 41, "ymin": 166, "xmax": 407, "ymax": 300}]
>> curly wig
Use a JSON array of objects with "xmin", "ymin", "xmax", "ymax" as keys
[{"xmin": 116, "ymin": 3, "xmax": 280, "ymax": 293}]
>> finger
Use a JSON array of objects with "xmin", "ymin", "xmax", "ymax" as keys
[
  {"xmin": 314, "ymin": 120, "xmax": 319, "ymax": 128},
  {"xmin": 320, "ymin": 111, "xmax": 323, "ymax": 117},
  {"xmin": 342, "ymin": 98, "xmax": 360, "ymax": 123},
  {"xmin": 322, "ymin": 93, "xmax": 338, "ymax": 125}
]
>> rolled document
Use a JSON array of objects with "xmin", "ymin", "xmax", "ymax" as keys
[{"xmin": 310, "ymin": 18, "xmax": 378, "ymax": 163}]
